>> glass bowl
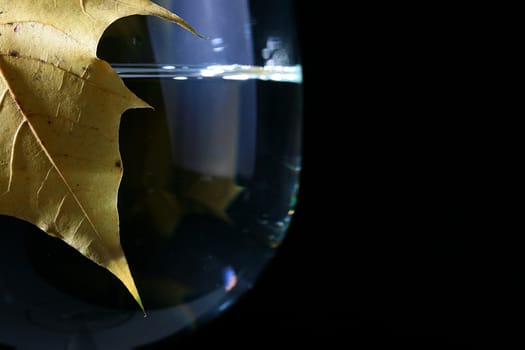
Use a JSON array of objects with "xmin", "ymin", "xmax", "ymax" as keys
[{"xmin": 0, "ymin": 0, "xmax": 302, "ymax": 348}]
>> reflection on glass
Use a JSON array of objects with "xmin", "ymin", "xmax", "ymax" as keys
[{"xmin": 0, "ymin": 0, "xmax": 302, "ymax": 348}]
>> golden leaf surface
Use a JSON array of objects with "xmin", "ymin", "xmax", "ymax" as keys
[{"xmin": 0, "ymin": 0, "xmax": 198, "ymax": 311}]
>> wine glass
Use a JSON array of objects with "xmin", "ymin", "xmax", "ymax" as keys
[{"xmin": 0, "ymin": 0, "xmax": 302, "ymax": 348}]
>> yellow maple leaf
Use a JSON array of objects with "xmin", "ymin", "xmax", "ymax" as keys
[{"xmin": 0, "ymin": 0, "xmax": 198, "ymax": 311}]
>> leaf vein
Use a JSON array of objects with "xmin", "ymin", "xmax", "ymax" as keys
[
  {"xmin": 0, "ymin": 67, "xmax": 105, "ymax": 242},
  {"xmin": 0, "ymin": 21, "xmax": 84, "ymax": 47},
  {"xmin": 0, "ymin": 88, "xmax": 8, "ymax": 108},
  {"xmin": 24, "ymin": 118, "xmax": 105, "ymax": 242},
  {"xmin": 0, "ymin": 53, "xmax": 129, "ymax": 100},
  {"xmin": 54, "ymin": 193, "xmax": 68, "ymax": 225},
  {"xmin": 1, "ymin": 120, "xmax": 27, "ymax": 197},
  {"xmin": 73, "ymin": 217, "xmax": 86, "ymax": 237},
  {"xmin": 36, "ymin": 166, "xmax": 53, "ymax": 203}
]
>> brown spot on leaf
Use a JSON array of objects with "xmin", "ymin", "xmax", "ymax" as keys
[
  {"xmin": 115, "ymin": 160, "xmax": 122, "ymax": 168},
  {"xmin": 8, "ymin": 50, "xmax": 18, "ymax": 57}
]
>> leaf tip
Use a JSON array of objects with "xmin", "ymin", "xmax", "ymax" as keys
[
  {"xmin": 146, "ymin": 1, "xmax": 204, "ymax": 39},
  {"xmin": 136, "ymin": 295, "xmax": 147, "ymax": 316}
]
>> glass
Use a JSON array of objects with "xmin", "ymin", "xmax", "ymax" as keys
[{"xmin": 0, "ymin": 0, "xmax": 302, "ymax": 348}]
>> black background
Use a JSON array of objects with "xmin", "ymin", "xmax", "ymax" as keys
[
  {"xmin": 0, "ymin": 2, "xmax": 515, "ymax": 349},
  {"xmin": 149, "ymin": 2, "xmax": 515, "ymax": 348}
]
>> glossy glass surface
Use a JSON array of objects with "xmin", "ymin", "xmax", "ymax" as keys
[{"xmin": 0, "ymin": 1, "xmax": 302, "ymax": 348}]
